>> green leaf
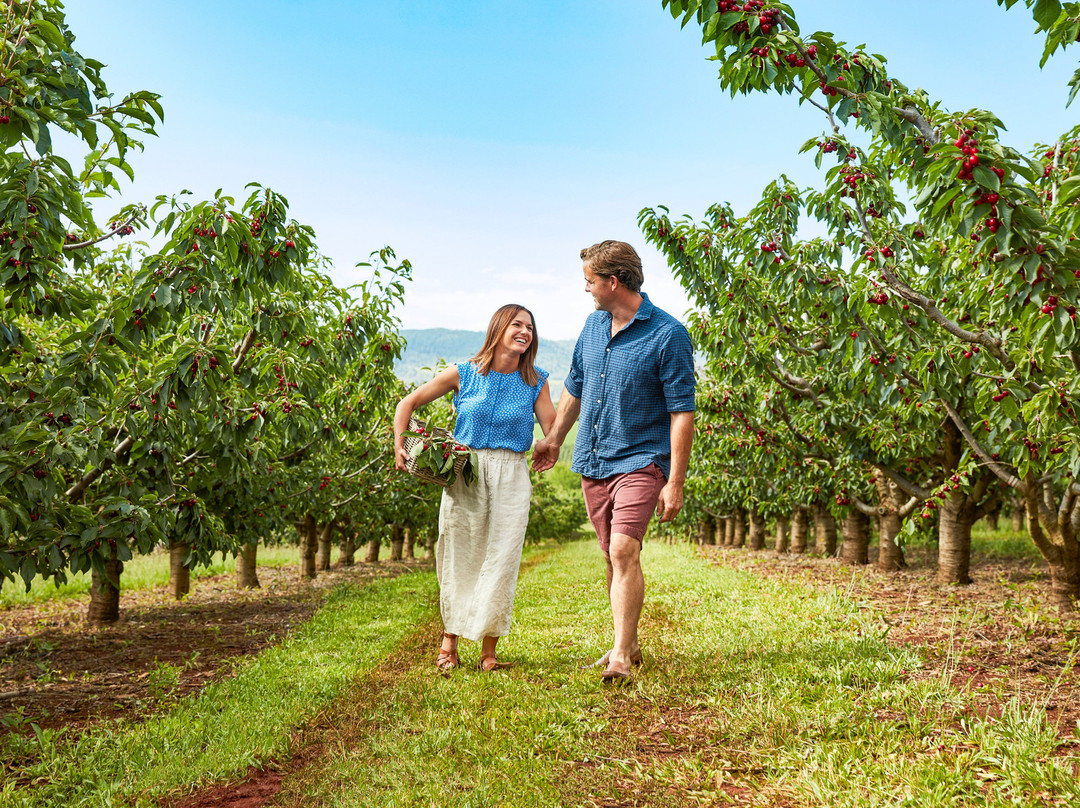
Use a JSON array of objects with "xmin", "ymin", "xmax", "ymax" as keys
[
  {"xmin": 972, "ymin": 165, "xmax": 999, "ymax": 191},
  {"xmin": 1033, "ymin": 0, "xmax": 1062, "ymax": 30},
  {"xmin": 33, "ymin": 122, "xmax": 52, "ymax": 157},
  {"xmin": 33, "ymin": 19, "xmax": 67, "ymax": 50}
]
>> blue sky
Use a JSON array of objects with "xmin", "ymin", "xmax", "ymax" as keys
[{"xmin": 66, "ymin": 1, "xmax": 1078, "ymax": 339}]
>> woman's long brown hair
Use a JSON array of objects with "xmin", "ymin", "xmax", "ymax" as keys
[{"xmin": 469, "ymin": 304, "xmax": 539, "ymax": 386}]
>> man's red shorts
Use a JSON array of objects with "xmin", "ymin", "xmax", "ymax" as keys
[{"xmin": 581, "ymin": 464, "xmax": 667, "ymax": 554}]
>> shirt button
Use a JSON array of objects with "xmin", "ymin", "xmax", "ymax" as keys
[
  {"xmin": 606, "ymin": 348, "xmax": 610, "ymax": 352},
  {"xmin": 596, "ymin": 399, "xmax": 601, "ymax": 403}
]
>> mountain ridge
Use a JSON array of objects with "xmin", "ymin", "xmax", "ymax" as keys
[{"xmin": 395, "ymin": 328, "xmax": 574, "ymax": 395}]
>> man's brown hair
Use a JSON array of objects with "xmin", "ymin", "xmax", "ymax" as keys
[{"xmin": 580, "ymin": 240, "xmax": 644, "ymax": 293}]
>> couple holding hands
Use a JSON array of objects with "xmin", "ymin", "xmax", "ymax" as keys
[{"xmin": 393, "ymin": 240, "xmax": 695, "ymax": 683}]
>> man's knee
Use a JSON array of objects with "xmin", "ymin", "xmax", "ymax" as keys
[{"xmin": 607, "ymin": 533, "xmax": 641, "ymax": 569}]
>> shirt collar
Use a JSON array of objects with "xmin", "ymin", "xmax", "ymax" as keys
[{"xmin": 599, "ymin": 292, "xmax": 654, "ymax": 331}]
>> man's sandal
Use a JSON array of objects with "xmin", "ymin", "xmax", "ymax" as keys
[
  {"xmin": 587, "ymin": 649, "xmax": 643, "ymax": 670},
  {"xmin": 600, "ymin": 667, "xmax": 633, "ymax": 685},
  {"xmin": 436, "ymin": 632, "xmax": 459, "ymax": 673}
]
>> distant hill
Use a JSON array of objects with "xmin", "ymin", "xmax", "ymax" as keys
[{"xmin": 396, "ymin": 329, "xmax": 575, "ymax": 397}]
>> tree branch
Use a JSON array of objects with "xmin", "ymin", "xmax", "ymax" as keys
[
  {"xmin": 878, "ymin": 264, "xmax": 1014, "ymax": 371},
  {"xmin": 231, "ymin": 329, "xmax": 257, "ymax": 374},
  {"xmin": 62, "ymin": 211, "xmax": 141, "ymax": 251},
  {"xmin": 65, "ymin": 436, "xmax": 136, "ymax": 501},
  {"xmin": 872, "ymin": 462, "xmax": 932, "ymax": 500},
  {"xmin": 939, "ymin": 398, "xmax": 1023, "ymax": 490}
]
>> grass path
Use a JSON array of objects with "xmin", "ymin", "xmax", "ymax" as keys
[
  {"xmin": 4, "ymin": 541, "xmax": 1079, "ymax": 807},
  {"xmin": 273, "ymin": 541, "xmax": 1079, "ymax": 807}
]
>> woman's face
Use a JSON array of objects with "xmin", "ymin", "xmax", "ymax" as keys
[{"xmin": 500, "ymin": 309, "xmax": 534, "ymax": 356}]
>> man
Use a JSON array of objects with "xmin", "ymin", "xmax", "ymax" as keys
[{"xmin": 532, "ymin": 240, "xmax": 695, "ymax": 683}]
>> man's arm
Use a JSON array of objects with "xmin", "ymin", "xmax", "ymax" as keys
[
  {"xmin": 655, "ymin": 410, "xmax": 694, "ymax": 522},
  {"xmin": 531, "ymin": 392, "xmax": 581, "ymax": 472}
]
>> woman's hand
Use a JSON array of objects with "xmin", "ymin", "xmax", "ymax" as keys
[{"xmin": 394, "ymin": 443, "xmax": 410, "ymax": 472}]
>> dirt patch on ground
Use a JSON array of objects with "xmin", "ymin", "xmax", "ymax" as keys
[
  {"xmin": 0, "ymin": 556, "xmax": 431, "ymax": 748},
  {"xmin": 563, "ymin": 700, "xmax": 792, "ymax": 808},
  {"xmin": 702, "ymin": 542, "xmax": 1080, "ymax": 740}
]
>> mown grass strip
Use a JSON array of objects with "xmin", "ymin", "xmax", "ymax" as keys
[
  {"xmin": 271, "ymin": 540, "xmax": 1080, "ymax": 808},
  {"xmin": 0, "ymin": 568, "xmax": 438, "ymax": 808}
]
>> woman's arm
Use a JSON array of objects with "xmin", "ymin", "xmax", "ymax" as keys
[
  {"xmin": 393, "ymin": 366, "xmax": 460, "ymax": 471},
  {"xmin": 533, "ymin": 380, "xmax": 556, "ymax": 437},
  {"xmin": 532, "ymin": 391, "xmax": 580, "ymax": 472}
]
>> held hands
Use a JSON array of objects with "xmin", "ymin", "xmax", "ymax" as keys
[
  {"xmin": 655, "ymin": 480, "xmax": 684, "ymax": 523},
  {"xmin": 531, "ymin": 438, "xmax": 560, "ymax": 473}
]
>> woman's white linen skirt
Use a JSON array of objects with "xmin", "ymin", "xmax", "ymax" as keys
[{"xmin": 436, "ymin": 447, "xmax": 531, "ymax": 641}]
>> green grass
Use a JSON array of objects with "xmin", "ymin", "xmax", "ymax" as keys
[
  {"xmin": 0, "ymin": 545, "xmax": 303, "ymax": 608},
  {"xmin": 0, "ymin": 568, "xmax": 439, "ymax": 808},
  {"xmin": 971, "ymin": 524, "xmax": 1044, "ymax": 562},
  {"xmin": 5, "ymin": 541, "xmax": 1076, "ymax": 806},
  {"xmin": 273, "ymin": 541, "xmax": 1079, "ymax": 807}
]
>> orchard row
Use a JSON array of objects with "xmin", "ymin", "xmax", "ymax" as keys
[
  {"xmin": 650, "ymin": 0, "xmax": 1080, "ymax": 608},
  {"xmin": 0, "ymin": 1, "xmax": 450, "ymax": 621}
]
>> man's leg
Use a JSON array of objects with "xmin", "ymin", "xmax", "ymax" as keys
[{"xmin": 604, "ymin": 532, "xmax": 644, "ymax": 676}]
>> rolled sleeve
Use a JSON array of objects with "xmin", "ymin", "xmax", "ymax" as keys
[
  {"xmin": 563, "ymin": 330, "xmax": 585, "ymax": 399},
  {"xmin": 660, "ymin": 326, "xmax": 696, "ymax": 412}
]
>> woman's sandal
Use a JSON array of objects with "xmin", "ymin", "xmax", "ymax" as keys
[
  {"xmin": 478, "ymin": 654, "xmax": 512, "ymax": 671},
  {"xmin": 436, "ymin": 632, "xmax": 459, "ymax": 673}
]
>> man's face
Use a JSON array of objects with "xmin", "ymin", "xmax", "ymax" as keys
[{"xmin": 583, "ymin": 263, "xmax": 616, "ymax": 311}]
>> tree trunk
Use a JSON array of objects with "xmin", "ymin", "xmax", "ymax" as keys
[
  {"xmin": 1024, "ymin": 486, "xmax": 1080, "ymax": 610},
  {"xmin": 732, "ymin": 508, "xmax": 746, "ymax": 548},
  {"xmin": 365, "ymin": 536, "xmax": 381, "ymax": 563},
  {"xmin": 403, "ymin": 527, "xmax": 415, "ymax": 559},
  {"xmin": 840, "ymin": 511, "xmax": 870, "ymax": 565},
  {"xmin": 1011, "ymin": 497, "xmax": 1026, "ymax": 532},
  {"xmin": 170, "ymin": 544, "xmax": 190, "ymax": 600},
  {"xmin": 425, "ymin": 527, "xmax": 436, "ymax": 559},
  {"xmin": 814, "ymin": 503, "xmax": 838, "ymax": 556},
  {"xmin": 1046, "ymin": 561, "xmax": 1080, "ymax": 610},
  {"xmin": 698, "ymin": 515, "xmax": 716, "ymax": 546},
  {"xmin": 722, "ymin": 516, "xmax": 735, "ymax": 547},
  {"xmin": 87, "ymin": 554, "xmax": 124, "ymax": 624},
  {"xmin": 775, "ymin": 516, "xmax": 789, "ymax": 554},
  {"xmin": 985, "ymin": 507, "xmax": 1000, "ymax": 532},
  {"xmin": 937, "ymin": 492, "xmax": 974, "ymax": 585},
  {"xmin": 236, "ymin": 542, "xmax": 260, "ymax": 589},
  {"xmin": 339, "ymin": 533, "xmax": 356, "ymax": 567},
  {"xmin": 390, "ymin": 524, "xmax": 404, "ymax": 561},
  {"xmin": 299, "ymin": 514, "xmax": 317, "ymax": 580},
  {"xmin": 790, "ymin": 507, "xmax": 809, "ymax": 554},
  {"xmin": 316, "ymin": 521, "xmax": 335, "ymax": 571},
  {"xmin": 874, "ymin": 473, "xmax": 907, "ymax": 572},
  {"xmin": 748, "ymin": 510, "xmax": 766, "ymax": 550}
]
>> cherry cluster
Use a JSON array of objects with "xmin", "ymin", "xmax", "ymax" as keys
[
  {"xmin": 818, "ymin": 140, "xmax": 838, "ymax": 153},
  {"xmin": 838, "ymin": 165, "xmax": 874, "ymax": 194}
]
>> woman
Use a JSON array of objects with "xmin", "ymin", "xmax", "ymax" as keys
[{"xmin": 394, "ymin": 304, "xmax": 556, "ymax": 672}]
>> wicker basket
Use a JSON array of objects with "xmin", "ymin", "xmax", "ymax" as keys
[{"xmin": 402, "ymin": 417, "xmax": 470, "ymax": 487}]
